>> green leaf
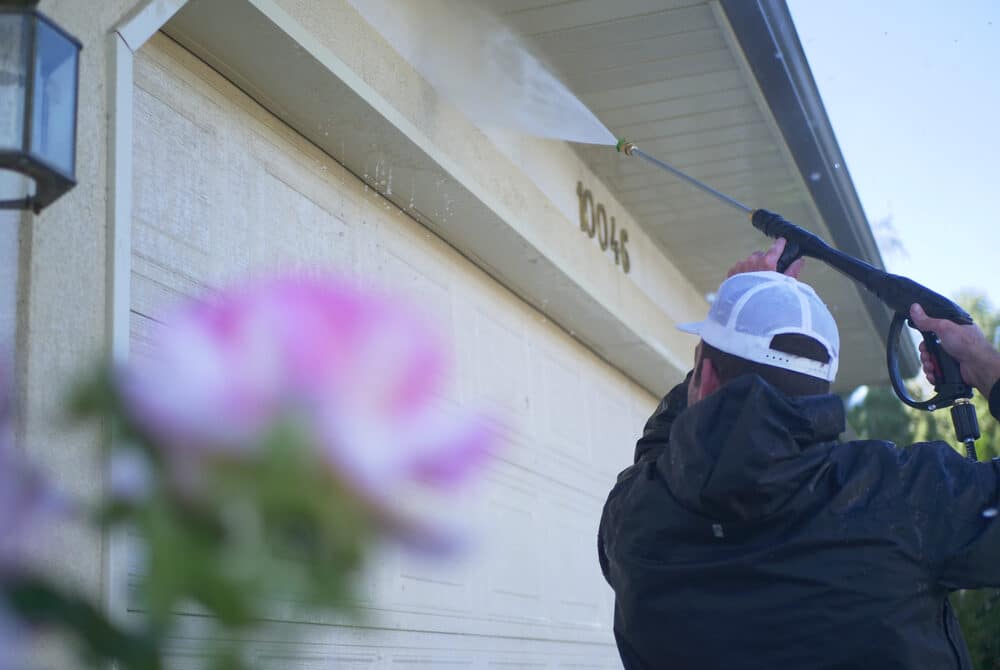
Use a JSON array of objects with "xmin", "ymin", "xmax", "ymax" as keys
[{"xmin": 2, "ymin": 574, "xmax": 162, "ymax": 670}]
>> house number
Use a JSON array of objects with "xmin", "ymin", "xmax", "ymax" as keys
[{"xmin": 576, "ymin": 181, "xmax": 630, "ymax": 273}]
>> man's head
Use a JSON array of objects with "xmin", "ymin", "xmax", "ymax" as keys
[{"xmin": 679, "ymin": 271, "xmax": 839, "ymax": 405}]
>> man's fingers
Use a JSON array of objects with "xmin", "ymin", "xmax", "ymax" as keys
[
  {"xmin": 909, "ymin": 305, "xmax": 1000, "ymax": 396},
  {"xmin": 763, "ymin": 238, "xmax": 787, "ymax": 268},
  {"xmin": 916, "ymin": 319, "xmax": 943, "ymax": 384},
  {"xmin": 727, "ymin": 252, "xmax": 762, "ymax": 277},
  {"xmin": 909, "ymin": 303, "xmax": 949, "ymax": 334},
  {"xmin": 920, "ymin": 351, "xmax": 939, "ymax": 384},
  {"xmin": 726, "ymin": 238, "xmax": 804, "ymax": 278}
]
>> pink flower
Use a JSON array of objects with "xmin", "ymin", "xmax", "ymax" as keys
[
  {"xmin": 0, "ymin": 605, "xmax": 29, "ymax": 670},
  {"xmin": 0, "ymin": 365, "xmax": 67, "ymax": 572},
  {"xmin": 119, "ymin": 276, "xmax": 496, "ymax": 514},
  {"xmin": 0, "ymin": 448, "xmax": 66, "ymax": 570},
  {"xmin": 0, "ymin": 363, "xmax": 71, "ymax": 670}
]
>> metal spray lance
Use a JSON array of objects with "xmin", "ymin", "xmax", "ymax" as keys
[{"xmin": 616, "ymin": 139, "xmax": 981, "ymax": 460}]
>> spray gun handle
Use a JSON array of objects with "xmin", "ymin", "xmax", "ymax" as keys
[
  {"xmin": 918, "ymin": 328, "xmax": 966, "ymax": 396},
  {"xmin": 919, "ymin": 327, "xmax": 980, "ymax": 458},
  {"xmin": 752, "ymin": 209, "xmax": 830, "ymax": 263},
  {"xmin": 751, "ymin": 209, "xmax": 813, "ymax": 275},
  {"xmin": 776, "ymin": 240, "xmax": 803, "ymax": 274}
]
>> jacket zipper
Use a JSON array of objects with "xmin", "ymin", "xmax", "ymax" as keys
[{"xmin": 942, "ymin": 599, "xmax": 963, "ymax": 669}]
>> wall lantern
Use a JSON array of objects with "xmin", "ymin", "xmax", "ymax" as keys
[{"xmin": 0, "ymin": 0, "xmax": 81, "ymax": 213}]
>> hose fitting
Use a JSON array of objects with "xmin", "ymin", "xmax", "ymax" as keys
[{"xmin": 616, "ymin": 138, "xmax": 636, "ymax": 155}]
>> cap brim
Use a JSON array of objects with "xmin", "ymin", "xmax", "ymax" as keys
[{"xmin": 677, "ymin": 320, "xmax": 705, "ymax": 335}]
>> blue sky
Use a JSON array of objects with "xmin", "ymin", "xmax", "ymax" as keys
[{"xmin": 786, "ymin": 1, "xmax": 1000, "ymax": 308}]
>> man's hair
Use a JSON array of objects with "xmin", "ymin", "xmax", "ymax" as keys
[{"xmin": 699, "ymin": 333, "xmax": 831, "ymax": 396}]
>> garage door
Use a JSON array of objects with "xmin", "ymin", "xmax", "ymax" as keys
[{"xmin": 129, "ymin": 33, "xmax": 655, "ymax": 669}]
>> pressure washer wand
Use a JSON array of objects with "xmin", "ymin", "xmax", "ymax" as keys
[
  {"xmin": 617, "ymin": 140, "xmax": 753, "ymax": 215},
  {"xmin": 615, "ymin": 138, "xmax": 981, "ymax": 459}
]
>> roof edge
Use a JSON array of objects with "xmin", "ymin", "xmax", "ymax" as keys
[{"xmin": 719, "ymin": 0, "xmax": 919, "ymax": 378}]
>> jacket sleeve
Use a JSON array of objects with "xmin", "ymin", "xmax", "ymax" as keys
[
  {"xmin": 631, "ymin": 371, "xmax": 690, "ymax": 464},
  {"xmin": 598, "ymin": 501, "xmax": 612, "ymax": 586},
  {"xmin": 905, "ymin": 442, "xmax": 1000, "ymax": 589},
  {"xmin": 990, "ymin": 379, "xmax": 1000, "ymax": 422}
]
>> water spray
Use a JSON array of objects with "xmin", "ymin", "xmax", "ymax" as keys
[{"xmin": 617, "ymin": 138, "xmax": 981, "ymax": 459}]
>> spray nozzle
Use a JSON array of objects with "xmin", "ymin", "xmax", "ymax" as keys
[{"xmin": 616, "ymin": 138, "xmax": 636, "ymax": 155}]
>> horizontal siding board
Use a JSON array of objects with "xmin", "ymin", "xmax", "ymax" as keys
[
  {"xmin": 505, "ymin": 0, "xmax": 703, "ymax": 36},
  {"xmin": 538, "ymin": 4, "xmax": 717, "ymax": 54},
  {"xmin": 613, "ymin": 103, "xmax": 762, "ymax": 140},
  {"xmin": 566, "ymin": 48, "xmax": 736, "ymax": 93},
  {"xmin": 546, "ymin": 28, "xmax": 727, "ymax": 75},
  {"xmin": 581, "ymin": 68, "xmax": 745, "ymax": 111},
  {"xmin": 598, "ymin": 86, "xmax": 754, "ymax": 128}
]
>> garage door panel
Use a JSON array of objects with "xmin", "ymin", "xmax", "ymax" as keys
[
  {"xmin": 375, "ymin": 243, "xmax": 456, "ymax": 357},
  {"xmin": 368, "ymin": 221, "xmax": 468, "ymax": 413},
  {"xmin": 483, "ymin": 471, "xmax": 543, "ymax": 622},
  {"xmin": 159, "ymin": 616, "xmax": 624, "ymax": 669},
  {"xmin": 131, "ymin": 253, "xmax": 207, "ymax": 325},
  {"xmin": 533, "ymin": 344, "xmax": 591, "ymax": 461},
  {"xmin": 249, "ymin": 130, "xmax": 344, "ymax": 204},
  {"xmin": 589, "ymin": 385, "xmax": 637, "ymax": 480},
  {"xmin": 161, "ymin": 648, "xmax": 217, "ymax": 670},
  {"xmin": 391, "ymin": 548, "xmax": 478, "ymax": 616},
  {"xmin": 131, "ymin": 220, "xmax": 210, "ymax": 290},
  {"xmin": 546, "ymin": 499, "xmax": 606, "ymax": 628},
  {"xmin": 132, "ymin": 85, "xmax": 213, "ymax": 283},
  {"xmin": 243, "ymin": 131, "xmax": 357, "ymax": 278},
  {"xmin": 256, "ymin": 651, "xmax": 380, "ymax": 670},
  {"xmin": 390, "ymin": 656, "xmax": 474, "ymax": 670},
  {"xmin": 249, "ymin": 129, "xmax": 357, "ymax": 232},
  {"xmin": 132, "ymin": 88, "xmax": 216, "ymax": 254},
  {"xmin": 250, "ymin": 168, "xmax": 355, "ymax": 274},
  {"xmin": 467, "ymin": 305, "xmax": 532, "ymax": 449},
  {"xmin": 382, "ymin": 487, "xmax": 483, "ymax": 618},
  {"xmin": 128, "ymin": 312, "xmax": 161, "ymax": 364}
]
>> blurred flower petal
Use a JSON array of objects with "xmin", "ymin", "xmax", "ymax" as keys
[
  {"xmin": 0, "ymin": 366, "xmax": 68, "ymax": 571},
  {"xmin": 118, "ymin": 276, "xmax": 500, "ymax": 536},
  {"xmin": 108, "ymin": 449, "xmax": 154, "ymax": 503},
  {"xmin": 406, "ymin": 416, "xmax": 496, "ymax": 488},
  {"xmin": 0, "ymin": 604, "xmax": 29, "ymax": 670}
]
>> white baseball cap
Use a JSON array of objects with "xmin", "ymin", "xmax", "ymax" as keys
[{"xmin": 678, "ymin": 271, "xmax": 840, "ymax": 382}]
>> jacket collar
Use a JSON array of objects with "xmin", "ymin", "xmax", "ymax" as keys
[{"xmin": 660, "ymin": 374, "xmax": 844, "ymax": 521}]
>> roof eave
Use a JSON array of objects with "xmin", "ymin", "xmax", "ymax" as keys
[{"xmin": 720, "ymin": 0, "xmax": 919, "ymax": 378}]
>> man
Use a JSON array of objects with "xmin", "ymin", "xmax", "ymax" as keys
[{"xmin": 598, "ymin": 240, "xmax": 1000, "ymax": 669}]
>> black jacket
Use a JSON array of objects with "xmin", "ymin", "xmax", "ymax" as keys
[{"xmin": 598, "ymin": 374, "xmax": 1000, "ymax": 669}]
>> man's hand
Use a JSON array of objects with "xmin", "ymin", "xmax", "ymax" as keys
[
  {"xmin": 910, "ymin": 303, "xmax": 1000, "ymax": 396},
  {"xmin": 726, "ymin": 238, "xmax": 805, "ymax": 279}
]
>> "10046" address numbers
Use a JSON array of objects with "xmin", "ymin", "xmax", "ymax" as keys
[{"xmin": 576, "ymin": 181, "xmax": 630, "ymax": 274}]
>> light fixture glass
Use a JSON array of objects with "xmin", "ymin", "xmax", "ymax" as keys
[{"xmin": 0, "ymin": 4, "xmax": 81, "ymax": 213}]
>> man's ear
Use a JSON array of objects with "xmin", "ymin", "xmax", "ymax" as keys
[{"xmin": 695, "ymin": 357, "xmax": 721, "ymax": 402}]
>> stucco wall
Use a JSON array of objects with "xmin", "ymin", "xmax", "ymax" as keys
[
  {"xmin": 0, "ymin": 202, "xmax": 19, "ymax": 374},
  {"xmin": 18, "ymin": 0, "xmax": 150, "ymax": 603}
]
